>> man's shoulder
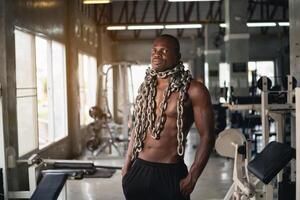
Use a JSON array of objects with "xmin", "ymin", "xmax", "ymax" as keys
[{"xmin": 187, "ymin": 80, "xmax": 210, "ymax": 100}]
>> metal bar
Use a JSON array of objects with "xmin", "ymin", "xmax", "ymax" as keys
[
  {"xmin": 16, "ymin": 95, "xmax": 37, "ymax": 99},
  {"xmin": 269, "ymin": 4, "xmax": 279, "ymax": 20},
  {"xmin": 109, "ymin": 4, "xmax": 113, "ymax": 24},
  {"xmin": 196, "ymin": 2, "xmax": 200, "ymax": 21},
  {"xmin": 197, "ymin": 2, "xmax": 201, "ymax": 37},
  {"xmin": 156, "ymin": 1, "xmax": 166, "ymax": 36},
  {"xmin": 183, "ymin": 2, "xmax": 186, "ymax": 22},
  {"xmin": 176, "ymin": 2, "xmax": 180, "ymax": 36},
  {"xmin": 261, "ymin": 76, "xmax": 269, "ymax": 148},
  {"xmin": 98, "ymin": 5, "xmax": 106, "ymax": 24},
  {"xmin": 158, "ymin": 1, "xmax": 167, "ymax": 22},
  {"xmin": 158, "ymin": 3, "xmax": 171, "ymax": 35},
  {"xmin": 129, "ymin": 1, "xmax": 138, "ymax": 23},
  {"xmin": 117, "ymin": 1, "xmax": 127, "ymax": 24},
  {"xmin": 282, "ymin": 4, "xmax": 286, "ymax": 20},
  {"xmin": 266, "ymin": 1, "xmax": 270, "ymax": 20},
  {"xmin": 213, "ymin": 0, "xmax": 223, "ymax": 21},
  {"xmin": 260, "ymin": 77, "xmax": 274, "ymax": 200},
  {"xmin": 140, "ymin": 0, "xmax": 150, "ymax": 23},
  {"xmin": 260, "ymin": 0, "xmax": 264, "ymax": 20},
  {"xmin": 135, "ymin": 0, "xmax": 151, "ymax": 39},
  {"xmin": 184, "ymin": 2, "xmax": 195, "ymax": 22},
  {"xmin": 248, "ymin": 1, "xmax": 257, "ymax": 20},
  {"xmin": 163, "ymin": 3, "xmax": 171, "ymax": 22},
  {"xmin": 206, "ymin": 2, "xmax": 215, "ymax": 20},
  {"xmin": 154, "ymin": 0, "xmax": 158, "ymax": 23}
]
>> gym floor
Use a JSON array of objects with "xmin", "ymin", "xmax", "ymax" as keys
[{"xmin": 67, "ymin": 128, "xmax": 233, "ymax": 200}]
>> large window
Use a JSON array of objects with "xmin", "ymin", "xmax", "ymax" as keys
[
  {"xmin": 204, "ymin": 63, "xmax": 209, "ymax": 87},
  {"xmin": 78, "ymin": 53, "xmax": 97, "ymax": 126},
  {"xmin": 219, "ymin": 63, "xmax": 230, "ymax": 87},
  {"xmin": 128, "ymin": 65, "xmax": 149, "ymax": 104},
  {"xmin": 218, "ymin": 61, "xmax": 275, "ymax": 87},
  {"xmin": 248, "ymin": 61, "xmax": 275, "ymax": 85},
  {"xmin": 15, "ymin": 29, "xmax": 68, "ymax": 155}
]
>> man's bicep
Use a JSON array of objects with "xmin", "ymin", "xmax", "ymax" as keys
[{"xmin": 190, "ymin": 84, "xmax": 214, "ymax": 137}]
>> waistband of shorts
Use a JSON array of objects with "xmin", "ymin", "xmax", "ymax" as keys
[{"xmin": 135, "ymin": 157, "xmax": 185, "ymax": 168}]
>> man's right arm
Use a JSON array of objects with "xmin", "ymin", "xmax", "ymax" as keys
[{"xmin": 121, "ymin": 129, "xmax": 135, "ymax": 176}]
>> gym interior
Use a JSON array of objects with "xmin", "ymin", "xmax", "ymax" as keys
[{"xmin": 0, "ymin": 0, "xmax": 299, "ymax": 199}]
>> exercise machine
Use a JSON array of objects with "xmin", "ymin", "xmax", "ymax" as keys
[
  {"xmin": 216, "ymin": 129, "xmax": 258, "ymax": 200},
  {"xmin": 7, "ymin": 154, "xmax": 122, "ymax": 199},
  {"xmin": 216, "ymin": 129, "xmax": 296, "ymax": 200},
  {"xmin": 86, "ymin": 106, "xmax": 123, "ymax": 156}
]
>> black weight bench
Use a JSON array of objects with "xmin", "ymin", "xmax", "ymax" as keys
[
  {"xmin": 247, "ymin": 141, "xmax": 296, "ymax": 184},
  {"xmin": 30, "ymin": 161, "xmax": 117, "ymax": 200},
  {"xmin": 30, "ymin": 173, "xmax": 67, "ymax": 200}
]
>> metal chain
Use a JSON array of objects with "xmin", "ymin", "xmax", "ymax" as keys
[{"xmin": 132, "ymin": 62, "xmax": 192, "ymax": 159}]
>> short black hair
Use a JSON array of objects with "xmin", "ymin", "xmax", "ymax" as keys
[{"xmin": 156, "ymin": 34, "xmax": 180, "ymax": 54}]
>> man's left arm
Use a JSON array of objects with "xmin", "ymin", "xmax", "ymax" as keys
[{"xmin": 180, "ymin": 81, "xmax": 215, "ymax": 196}]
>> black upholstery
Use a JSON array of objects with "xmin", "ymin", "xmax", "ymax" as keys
[
  {"xmin": 30, "ymin": 173, "xmax": 67, "ymax": 200},
  {"xmin": 247, "ymin": 141, "xmax": 295, "ymax": 184},
  {"xmin": 53, "ymin": 162, "xmax": 94, "ymax": 169}
]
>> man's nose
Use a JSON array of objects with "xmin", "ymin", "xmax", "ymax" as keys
[
  {"xmin": 152, "ymin": 52, "xmax": 162, "ymax": 58},
  {"xmin": 152, "ymin": 50, "xmax": 163, "ymax": 57}
]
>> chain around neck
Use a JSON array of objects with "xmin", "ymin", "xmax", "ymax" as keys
[{"xmin": 131, "ymin": 62, "xmax": 193, "ymax": 160}]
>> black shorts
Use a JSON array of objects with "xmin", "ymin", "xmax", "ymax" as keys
[{"xmin": 122, "ymin": 158, "xmax": 190, "ymax": 200}]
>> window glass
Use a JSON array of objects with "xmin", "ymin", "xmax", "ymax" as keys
[
  {"xmin": 248, "ymin": 61, "xmax": 275, "ymax": 86},
  {"xmin": 35, "ymin": 36, "xmax": 53, "ymax": 147},
  {"xmin": 78, "ymin": 53, "xmax": 97, "ymax": 125},
  {"xmin": 52, "ymin": 41, "xmax": 68, "ymax": 141},
  {"xmin": 219, "ymin": 63, "xmax": 230, "ymax": 87},
  {"xmin": 15, "ymin": 29, "xmax": 68, "ymax": 153},
  {"xmin": 15, "ymin": 30, "xmax": 38, "ymax": 156},
  {"xmin": 204, "ymin": 62, "xmax": 209, "ymax": 87}
]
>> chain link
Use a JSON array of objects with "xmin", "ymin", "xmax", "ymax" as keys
[{"xmin": 132, "ymin": 62, "xmax": 192, "ymax": 160}]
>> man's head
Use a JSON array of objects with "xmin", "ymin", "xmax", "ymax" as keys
[{"xmin": 151, "ymin": 34, "xmax": 181, "ymax": 71}]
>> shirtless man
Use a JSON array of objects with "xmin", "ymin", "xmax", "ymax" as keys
[{"xmin": 122, "ymin": 34, "xmax": 214, "ymax": 200}]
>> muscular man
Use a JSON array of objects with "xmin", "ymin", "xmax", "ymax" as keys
[{"xmin": 122, "ymin": 34, "xmax": 214, "ymax": 200}]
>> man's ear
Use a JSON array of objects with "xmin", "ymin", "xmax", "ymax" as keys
[{"xmin": 178, "ymin": 53, "xmax": 181, "ymax": 60}]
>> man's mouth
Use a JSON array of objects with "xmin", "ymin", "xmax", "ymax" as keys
[{"xmin": 152, "ymin": 58, "xmax": 162, "ymax": 64}]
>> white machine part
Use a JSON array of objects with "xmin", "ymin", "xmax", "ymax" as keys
[
  {"xmin": 216, "ymin": 129, "xmax": 265, "ymax": 200},
  {"xmin": 215, "ymin": 128, "xmax": 247, "ymax": 159}
]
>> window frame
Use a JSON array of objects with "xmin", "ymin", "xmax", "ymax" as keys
[{"xmin": 14, "ymin": 27, "xmax": 69, "ymax": 156}]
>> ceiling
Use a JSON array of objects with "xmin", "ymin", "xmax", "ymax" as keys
[{"xmin": 80, "ymin": 0, "xmax": 289, "ymax": 39}]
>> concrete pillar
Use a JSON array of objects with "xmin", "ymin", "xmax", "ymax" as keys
[
  {"xmin": 224, "ymin": 0, "xmax": 249, "ymax": 96},
  {"xmin": 192, "ymin": 38, "xmax": 205, "ymax": 83},
  {"xmin": 289, "ymin": 0, "xmax": 300, "ymax": 84},
  {"xmin": 67, "ymin": 0, "xmax": 82, "ymax": 156},
  {"xmin": 205, "ymin": 24, "xmax": 221, "ymax": 104},
  {"xmin": 289, "ymin": 0, "xmax": 300, "ymax": 198}
]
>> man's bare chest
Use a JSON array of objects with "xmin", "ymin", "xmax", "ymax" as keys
[{"xmin": 154, "ymin": 88, "xmax": 193, "ymax": 119}]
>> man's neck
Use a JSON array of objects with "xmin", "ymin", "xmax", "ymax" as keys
[{"xmin": 157, "ymin": 76, "xmax": 170, "ymax": 85}]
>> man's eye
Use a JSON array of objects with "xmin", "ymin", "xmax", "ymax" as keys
[{"xmin": 151, "ymin": 48, "xmax": 168, "ymax": 54}]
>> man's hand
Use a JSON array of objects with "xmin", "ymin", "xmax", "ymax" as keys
[
  {"xmin": 121, "ymin": 167, "xmax": 128, "ymax": 177},
  {"xmin": 179, "ymin": 174, "xmax": 197, "ymax": 197}
]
